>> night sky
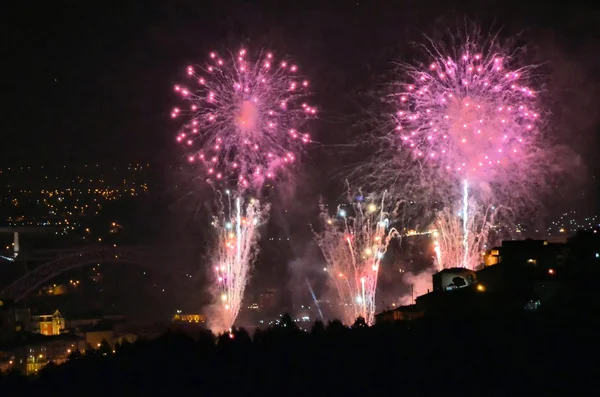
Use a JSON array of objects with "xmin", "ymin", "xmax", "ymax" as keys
[
  {"xmin": 3, "ymin": 1, "xmax": 599, "ymax": 173},
  {"xmin": 2, "ymin": 0, "xmax": 599, "ymax": 313}
]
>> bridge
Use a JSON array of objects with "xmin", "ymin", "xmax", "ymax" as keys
[
  {"xmin": 0, "ymin": 226, "xmax": 59, "ymax": 259},
  {"xmin": 0, "ymin": 245, "xmax": 152, "ymax": 303}
]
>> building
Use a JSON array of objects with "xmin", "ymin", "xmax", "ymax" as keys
[
  {"xmin": 500, "ymin": 239, "xmax": 567, "ymax": 269},
  {"xmin": 31, "ymin": 310, "xmax": 65, "ymax": 336},
  {"xmin": 432, "ymin": 268, "xmax": 476, "ymax": 292},
  {"xmin": 82, "ymin": 329, "xmax": 116, "ymax": 349},
  {"xmin": 375, "ymin": 304, "xmax": 424, "ymax": 324},
  {"xmin": 172, "ymin": 311, "xmax": 206, "ymax": 324},
  {"xmin": 0, "ymin": 299, "xmax": 25, "ymax": 339},
  {"xmin": 483, "ymin": 248, "xmax": 500, "ymax": 267},
  {"xmin": 414, "ymin": 284, "xmax": 491, "ymax": 317},
  {"xmin": 0, "ymin": 299, "xmax": 16, "ymax": 339},
  {"xmin": 13, "ymin": 308, "xmax": 31, "ymax": 332},
  {"xmin": 1, "ymin": 334, "xmax": 86, "ymax": 375}
]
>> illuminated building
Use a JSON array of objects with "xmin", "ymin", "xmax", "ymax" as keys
[
  {"xmin": 172, "ymin": 311, "xmax": 206, "ymax": 324},
  {"xmin": 483, "ymin": 248, "xmax": 500, "ymax": 267},
  {"xmin": 1, "ymin": 334, "xmax": 86, "ymax": 375},
  {"xmin": 39, "ymin": 283, "xmax": 69, "ymax": 296},
  {"xmin": 31, "ymin": 310, "xmax": 65, "ymax": 335}
]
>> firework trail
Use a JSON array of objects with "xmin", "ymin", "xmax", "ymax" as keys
[
  {"xmin": 305, "ymin": 278, "xmax": 324, "ymax": 322},
  {"xmin": 210, "ymin": 193, "xmax": 269, "ymax": 331},
  {"xmin": 172, "ymin": 47, "xmax": 316, "ymax": 190},
  {"xmin": 430, "ymin": 198, "xmax": 497, "ymax": 270},
  {"xmin": 312, "ymin": 191, "xmax": 399, "ymax": 325}
]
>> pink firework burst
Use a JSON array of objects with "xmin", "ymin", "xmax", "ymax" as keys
[
  {"xmin": 172, "ymin": 48, "xmax": 316, "ymax": 189},
  {"xmin": 393, "ymin": 37, "xmax": 541, "ymax": 187}
]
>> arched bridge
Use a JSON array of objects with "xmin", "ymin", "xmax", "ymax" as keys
[{"xmin": 1, "ymin": 245, "xmax": 153, "ymax": 303}]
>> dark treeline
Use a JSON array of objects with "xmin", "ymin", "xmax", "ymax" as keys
[{"xmin": 1, "ymin": 288, "xmax": 599, "ymax": 396}]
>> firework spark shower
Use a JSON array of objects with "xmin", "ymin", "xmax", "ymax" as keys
[
  {"xmin": 391, "ymin": 33, "xmax": 543, "ymax": 200},
  {"xmin": 210, "ymin": 193, "xmax": 269, "ymax": 331},
  {"xmin": 312, "ymin": 192, "xmax": 398, "ymax": 325},
  {"xmin": 172, "ymin": 48, "xmax": 316, "ymax": 189},
  {"xmin": 371, "ymin": 30, "xmax": 555, "ymax": 270},
  {"xmin": 431, "ymin": 198, "xmax": 497, "ymax": 270}
]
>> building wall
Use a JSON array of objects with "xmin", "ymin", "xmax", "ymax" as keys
[
  {"xmin": 31, "ymin": 311, "xmax": 65, "ymax": 335},
  {"xmin": 39, "ymin": 322, "xmax": 53, "ymax": 335},
  {"xmin": 375, "ymin": 305, "xmax": 424, "ymax": 324},
  {"xmin": 433, "ymin": 269, "xmax": 476, "ymax": 291},
  {"xmin": 484, "ymin": 249, "xmax": 500, "ymax": 267},
  {"xmin": 475, "ymin": 265, "xmax": 506, "ymax": 293}
]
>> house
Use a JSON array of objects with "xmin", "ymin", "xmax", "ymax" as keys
[{"xmin": 31, "ymin": 310, "xmax": 65, "ymax": 335}]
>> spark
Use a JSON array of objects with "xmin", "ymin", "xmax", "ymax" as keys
[
  {"xmin": 393, "ymin": 38, "xmax": 540, "ymax": 188},
  {"xmin": 312, "ymin": 190, "xmax": 398, "ymax": 325},
  {"xmin": 462, "ymin": 179, "xmax": 469, "ymax": 267},
  {"xmin": 210, "ymin": 194, "xmax": 269, "ymax": 331},
  {"xmin": 360, "ymin": 29, "xmax": 554, "ymax": 269},
  {"xmin": 431, "ymin": 198, "xmax": 496, "ymax": 270},
  {"xmin": 173, "ymin": 48, "xmax": 316, "ymax": 189},
  {"xmin": 357, "ymin": 28, "xmax": 551, "ymax": 216}
]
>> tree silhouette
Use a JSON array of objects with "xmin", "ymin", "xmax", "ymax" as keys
[
  {"xmin": 326, "ymin": 319, "xmax": 346, "ymax": 333},
  {"xmin": 353, "ymin": 316, "xmax": 367, "ymax": 328},
  {"xmin": 99, "ymin": 339, "xmax": 112, "ymax": 355},
  {"xmin": 311, "ymin": 320, "xmax": 325, "ymax": 335},
  {"xmin": 277, "ymin": 313, "xmax": 298, "ymax": 330}
]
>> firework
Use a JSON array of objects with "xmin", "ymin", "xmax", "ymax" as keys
[
  {"xmin": 391, "ymin": 33, "xmax": 542, "ymax": 198},
  {"xmin": 430, "ymin": 196, "xmax": 497, "ymax": 270},
  {"xmin": 172, "ymin": 48, "xmax": 316, "ymax": 189},
  {"xmin": 367, "ymin": 30, "xmax": 549, "ymax": 269},
  {"xmin": 210, "ymin": 193, "xmax": 269, "ymax": 331},
  {"xmin": 312, "ymin": 192, "xmax": 398, "ymax": 325}
]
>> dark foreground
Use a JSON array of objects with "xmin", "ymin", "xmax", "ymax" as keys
[{"xmin": 1, "ymin": 295, "xmax": 599, "ymax": 397}]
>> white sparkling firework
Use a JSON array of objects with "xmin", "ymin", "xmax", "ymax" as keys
[
  {"xmin": 210, "ymin": 194, "xmax": 269, "ymax": 331},
  {"xmin": 312, "ymin": 192, "xmax": 398, "ymax": 325},
  {"xmin": 430, "ymin": 197, "xmax": 496, "ymax": 270}
]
